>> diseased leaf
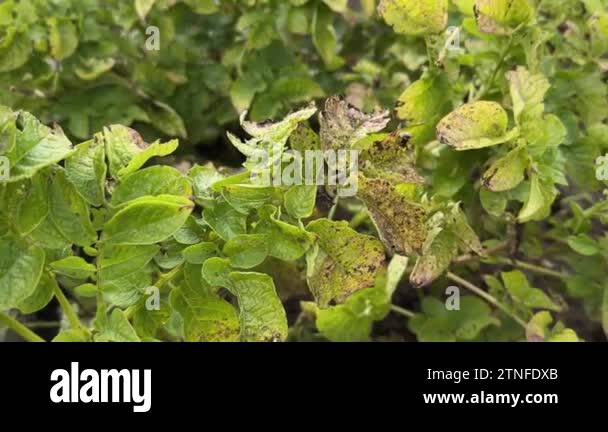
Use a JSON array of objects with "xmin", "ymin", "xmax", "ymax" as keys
[
  {"xmin": 379, "ymin": 0, "xmax": 448, "ymax": 36},
  {"xmin": 436, "ymin": 101, "xmax": 516, "ymax": 150},
  {"xmin": 170, "ymin": 282, "xmax": 240, "ymax": 342},
  {"xmin": 18, "ymin": 271, "xmax": 57, "ymax": 314},
  {"xmin": 357, "ymin": 176, "xmax": 427, "ymax": 255},
  {"xmin": 319, "ymin": 96, "xmax": 389, "ymax": 151},
  {"xmin": 306, "ymin": 219, "xmax": 386, "ymax": 307},
  {"xmin": 47, "ymin": 17, "xmax": 78, "ymax": 61},
  {"xmin": 410, "ymin": 229, "xmax": 458, "ymax": 288},
  {"xmin": 474, "ymin": 0, "xmax": 534, "ymax": 34},
  {"xmin": 202, "ymin": 201, "xmax": 247, "ymax": 241},
  {"xmin": 482, "ymin": 146, "xmax": 528, "ymax": 192}
]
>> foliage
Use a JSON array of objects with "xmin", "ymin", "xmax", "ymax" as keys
[{"xmin": 1, "ymin": 0, "xmax": 608, "ymax": 342}]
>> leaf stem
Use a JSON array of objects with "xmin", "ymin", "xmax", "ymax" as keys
[
  {"xmin": 446, "ymin": 272, "xmax": 527, "ymax": 328},
  {"xmin": 52, "ymin": 281, "xmax": 89, "ymax": 334},
  {"xmin": 390, "ymin": 304, "xmax": 415, "ymax": 319},
  {"xmin": 492, "ymin": 257, "xmax": 569, "ymax": 279},
  {"xmin": 0, "ymin": 312, "xmax": 45, "ymax": 342}
]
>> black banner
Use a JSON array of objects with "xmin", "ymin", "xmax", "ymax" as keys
[{"xmin": 1, "ymin": 343, "xmax": 605, "ymax": 419}]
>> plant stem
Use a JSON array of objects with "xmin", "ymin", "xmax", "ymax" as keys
[
  {"xmin": 492, "ymin": 257, "xmax": 569, "ymax": 279},
  {"xmin": 0, "ymin": 312, "xmax": 45, "ymax": 342},
  {"xmin": 390, "ymin": 305, "xmax": 415, "ymax": 319},
  {"xmin": 52, "ymin": 282, "xmax": 89, "ymax": 334},
  {"xmin": 446, "ymin": 272, "xmax": 527, "ymax": 328},
  {"xmin": 328, "ymin": 196, "xmax": 340, "ymax": 220}
]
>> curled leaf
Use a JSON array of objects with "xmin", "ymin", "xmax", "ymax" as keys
[{"xmin": 319, "ymin": 96, "xmax": 389, "ymax": 151}]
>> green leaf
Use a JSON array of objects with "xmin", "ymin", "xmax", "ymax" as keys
[
  {"xmin": 474, "ymin": 0, "xmax": 534, "ymax": 34},
  {"xmin": 101, "ymin": 125, "xmax": 147, "ymax": 179},
  {"xmin": 0, "ymin": 237, "xmax": 45, "ymax": 310},
  {"xmin": 99, "ymin": 244, "xmax": 159, "ymax": 281},
  {"xmin": 501, "ymin": 270, "xmax": 561, "ymax": 311},
  {"xmin": 203, "ymin": 201, "xmax": 247, "ymax": 241},
  {"xmin": 314, "ymin": 285, "xmax": 391, "ymax": 342},
  {"xmin": 379, "ymin": 0, "xmax": 448, "ymax": 36},
  {"xmin": 18, "ymin": 271, "xmax": 56, "ymax": 314},
  {"xmin": 47, "ymin": 17, "xmax": 78, "ymax": 61},
  {"xmin": 409, "ymin": 296, "xmax": 499, "ymax": 341},
  {"xmin": 135, "ymin": 0, "xmax": 156, "ymax": 20},
  {"xmin": 223, "ymin": 234, "xmax": 269, "ymax": 269},
  {"xmin": 94, "ymin": 309, "xmax": 140, "ymax": 342},
  {"xmin": 103, "ymin": 195, "xmax": 194, "ymax": 245},
  {"xmin": 227, "ymin": 272, "xmax": 288, "ymax": 342},
  {"xmin": 507, "ymin": 67, "xmax": 550, "ymax": 126},
  {"xmin": 526, "ymin": 311, "xmax": 579, "ymax": 342},
  {"xmin": 49, "ymin": 169, "xmax": 97, "ymax": 247},
  {"xmin": 65, "ymin": 140, "xmax": 107, "ymax": 206},
  {"xmin": 111, "ymin": 166, "xmax": 192, "ymax": 206},
  {"xmin": 50, "ymin": 256, "xmax": 96, "ymax": 280},
  {"xmin": 482, "ymin": 146, "xmax": 528, "ymax": 192},
  {"xmin": 436, "ymin": 101, "xmax": 516, "ymax": 150},
  {"xmin": 396, "ymin": 73, "xmax": 451, "ymax": 145},
  {"xmin": 221, "ymin": 184, "xmax": 274, "ymax": 214},
  {"xmin": 518, "ymin": 173, "xmax": 554, "ymax": 222},
  {"xmin": 357, "ymin": 176, "xmax": 427, "ymax": 255},
  {"xmin": 306, "ymin": 219, "xmax": 386, "ymax": 307},
  {"xmin": 202, "ymin": 257, "xmax": 232, "ymax": 288},
  {"xmin": 284, "ymin": 184, "xmax": 317, "ymax": 219},
  {"xmin": 53, "ymin": 329, "xmax": 91, "ymax": 342},
  {"xmin": 170, "ymin": 282, "xmax": 240, "ymax": 342},
  {"xmin": 567, "ymin": 234, "xmax": 601, "ymax": 256},
  {"xmin": 312, "ymin": 3, "xmax": 345, "ymax": 70},
  {"xmin": 182, "ymin": 242, "xmax": 217, "ymax": 265},
  {"xmin": 0, "ymin": 29, "xmax": 32, "ymax": 72},
  {"xmin": 183, "ymin": 0, "xmax": 220, "ymax": 14},
  {"xmin": 11, "ymin": 173, "xmax": 49, "ymax": 235},
  {"xmin": 117, "ymin": 139, "xmax": 179, "ymax": 178},
  {"xmin": 4, "ymin": 111, "xmax": 73, "ymax": 182},
  {"xmin": 253, "ymin": 206, "xmax": 315, "ymax": 261}
]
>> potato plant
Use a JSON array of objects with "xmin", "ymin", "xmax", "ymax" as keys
[{"xmin": 1, "ymin": 0, "xmax": 608, "ymax": 342}]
